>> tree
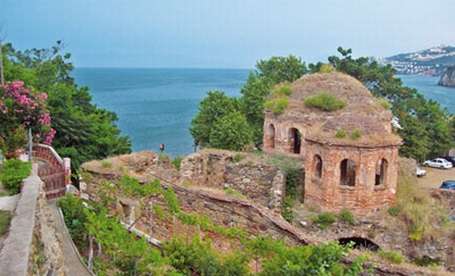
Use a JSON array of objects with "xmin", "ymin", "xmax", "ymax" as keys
[
  {"xmin": 2, "ymin": 42, "xmax": 131, "ymax": 172},
  {"xmin": 191, "ymin": 55, "xmax": 307, "ymax": 149},
  {"xmin": 190, "ymin": 90, "xmax": 240, "ymax": 147},
  {"xmin": 0, "ymin": 81, "xmax": 54, "ymax": 157},
  {"xmin": 242, "ymin": 56, "xmax": 307, "ymax": 144},
  {"xmin": 209, "ymin": 111, "xmax": 253, "ymax": 151},
  {"xmin": 256, "ymin": 55, "xmax": 307, "ymax": 84},
  {"xmin": 326, "ymin": 47, "xmax": 453, "ymax": 160}
]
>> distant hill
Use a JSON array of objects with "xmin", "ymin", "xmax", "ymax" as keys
[{"xmin": 382, "ymin": 45, "xmax": 455, "ymax": 75}]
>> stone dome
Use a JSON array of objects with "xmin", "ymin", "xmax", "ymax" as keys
[{"xmin": 268, "ymin": 72, "xmax": 401, "ymax": 147}]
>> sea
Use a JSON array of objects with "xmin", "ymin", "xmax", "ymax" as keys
[{"xmin": 73, "ymin": 69, "xmax": 455, "ymax": 156}]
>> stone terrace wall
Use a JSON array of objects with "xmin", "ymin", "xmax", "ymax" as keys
[
  {"xmin": 82, "ymin": 170, "xmax": 313, "ymax": 246},
  {"xmin": 179, "ymin": 150, "xmax": 286, "ymax": 209},
  {"xmin": 0, "ymin": 165, "xmax": 65, "ymax": 275},
  {"xmin": 0, "ymin": 165, "xmax": 42, "ymax": 275}
]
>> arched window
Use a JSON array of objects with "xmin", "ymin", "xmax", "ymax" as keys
[
  {"xmin": 288, "ymin": 128, "xmax": 301, "ymax": 154},
  {"xmin": 340, "ymin": 159, "xmax": 356, "ymax": 186},
  {"xmin": 375, "ymin": 159, "xmax": 388, "ymax": 186},
  {"xmin": 266, "ymin": 124, "xmax": 276, "ymax": 149},
  {"xmin": 314, "ymin": 155, "xmax": 323, "ymax": 178}
]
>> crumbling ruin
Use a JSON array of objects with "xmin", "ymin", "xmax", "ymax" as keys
[{"xmin": 263, "ymin": 73, "xmax": 402, "ymax": 214}]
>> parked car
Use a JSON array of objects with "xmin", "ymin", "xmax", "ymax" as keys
[
  {"xmin": 416, "ymin": 166, "xmax": 426, "ymax": 177},
  {"xmin": 423, "ymin": 158, "xmax": 453, "ymax": 169},
  {"xmin": 440, "ymin": 180, "xmax": 455, "ymax": 190},
  {"xmin": 441, "ymin": 156, "xmax": 455, "ymax": 166}
]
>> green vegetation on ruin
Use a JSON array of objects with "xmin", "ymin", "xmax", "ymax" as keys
[
  {"xmin": 264, "ymin": 96, "xmax": 289, "ymax": 115},
  {"xmin": 304, "ymin": 92, "xmax": 346, "ymax": 112},
  {"xmin": 58, "ymin": 192, "xmax": 366, "ymax": 275}
]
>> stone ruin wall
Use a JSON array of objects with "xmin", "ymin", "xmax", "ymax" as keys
[
  {"xmin": 82, "ymin": 172, "xmax": 309, "ymax": 246},
  {"xmin": 179, "ymin": 150, "xmax": 286, "ymax": 210}
]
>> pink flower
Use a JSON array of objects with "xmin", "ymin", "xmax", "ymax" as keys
[
  {"xmin": 43, "ymin": 128, "xmax": 56, "ymax": 145},
  {"xmin": 38, "ymin": 113, "xmax": 51, "ymax": 125}
]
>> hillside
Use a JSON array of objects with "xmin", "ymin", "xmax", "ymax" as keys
[{"xmin": 383, "ymin": 45, "xmax": 455, "ymax": 75}]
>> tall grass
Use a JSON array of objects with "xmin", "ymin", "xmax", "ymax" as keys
[{"xmin": 395, "ymin": 168, "xmax": 454, "ymax": 241}]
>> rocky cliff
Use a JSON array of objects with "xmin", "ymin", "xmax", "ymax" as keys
[{"xmin": 439, "ymin": 66, "xmax": 455, "ymax": 87}]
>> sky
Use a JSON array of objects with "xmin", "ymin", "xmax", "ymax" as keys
[{"xmin": 1, "ymin": 0, "xmax": 454, "ymax": 68}]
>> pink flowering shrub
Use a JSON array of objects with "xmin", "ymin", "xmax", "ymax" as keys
[{"xmin": 0, "ymin": 81, "xmax": 55, "ymax": 157}]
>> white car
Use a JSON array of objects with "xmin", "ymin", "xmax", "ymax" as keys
[
  {"xmin": 423, "ymin": 158, "xmax": 453, "ymax": 169},
  {"xmin": 416, "ymin": 167, "xmax": 426, "ymax": 177}
]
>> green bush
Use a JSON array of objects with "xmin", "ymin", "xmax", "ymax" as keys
[
  {"xmin": 377, "ymin": 97, "xmax": 391, "ymax": 109},
  {"xmin": 312, "ymin": 212, "xmax": 336, "ymax": 229},
  {"xmin": 0, "ymin": 159, "xmax": 32, "ymax": 194},
  {"xmin": 304, "ymin": 92, "xmax": 346, "ymax": 112},
  {"xmin": 338, "ymin": 209, "xmax": 355, "ymax": 225},
  {"xmin": 350, "ymin": 129, "xmax": 362, "ymax": 140},
  {"xmin": 281, "ymin": 195, "xmax": 295, "ymax": 222},
  {"xmin": 319, "ymin": 64, "xmax": 335, "ymax": 73},
  {"xmin": 378, "ymin": 250, "xmax": 404, "ymax": 264},
  {"xmin": 172, "ymin": 156, "xmax": 183, "ymax": 170},
  {"xmin": 232, "ymin": 153, "xmax": 245, "ymax": 163},
  {"xmin": 0, "ymin": 210, "xmax": 12, "ymax": 237},
  {"xmin": 118, "ymin": 176, "xmax": 162, "ymax": 198},
  {"xmin": 163, "ymin": 237, "xmax": 249, "ymax": 276},
  {"xmin": 209, "ymin": 112, "xmax": 254, "ymax": 151},
  {"xmin": 335, "ymin": 129, "xmax": 347, "ymax": 138},
  {"xmin": 272, "ymin": 83, "xmax": 292, "ymax": 97},
  {"xmin": 57, "ymin": 194, "xmax": 88, "ymax": 248},
  {"xmin": 101, "ymin": 160, "xmax": 112, "ymax": 168},
  {"xmin": 261, "ymin": 242, "xmax": 364, "ymax": 275},
  {"xmin": 265, "ymin": 97, "xmax": 289, "ymax": 115},
  {"xmin": 387, "ymin": 206, "xmax": 401, "ymax": 217}
]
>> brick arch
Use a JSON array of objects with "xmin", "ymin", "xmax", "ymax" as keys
[
  {"xmin": 340, "ymin": 158, "xmax": 356, "ymax": 186},
  {"xmin": 265, "ymin": 123, "xmax": 276, "ymax": 149},
  {"xmin": 288, "ymin": 127, "xmax": 302, "ymax": 154},
  {"xmin": 338, "ymin": 236, "xmax": 380, "ymax": 251},
  {"xmin": 313, "ymin": 154, "xmax": 323, "ymax": 179},
  {"xmin": 375, "ymin": 158, "xmax": 388, "ymax": 187}
]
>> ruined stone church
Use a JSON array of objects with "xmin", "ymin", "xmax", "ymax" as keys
[{"xmin": 263, "ymin": 72, "xmax": 402, "ymax": 214}]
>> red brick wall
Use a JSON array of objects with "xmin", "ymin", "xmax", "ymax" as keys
[
  {"xmin": 263, "ymin": 117, "xmax": 399, "ymax": 215},
  {"xmin": 304, "ymin": 142, "xmax": 399, "ymax": 214}
]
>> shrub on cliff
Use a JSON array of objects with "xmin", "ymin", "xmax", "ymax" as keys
[
  {"xmin": 190, "ymin": 90, "xmax": 240, "ymax": 148},
  {"xmin": 209, "ymin": 111, "xmax": 253, "ymax": 151},
  {"xmin": 0, "ymin": 81, "xmax": 55, "ymax": 158},
  {"xmin": 2, "ymin": 42, "xmax": 131, "ymax": 173},
  {"xmin": 0, "ymin": 159, "xmax": 31, "ymax": 194}
]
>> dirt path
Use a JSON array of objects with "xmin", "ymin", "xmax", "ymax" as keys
[
  {"xmin": 416, "ymin": 167, "xmax": 455, "ymax": 190},
  {"xmin": 48, "ymin": 201, "xmax": 93, "ymax": 276}
]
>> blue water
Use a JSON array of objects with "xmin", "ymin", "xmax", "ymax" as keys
[
  {"xmin": 73, "ymin": 68, "xmax": 249, "ymax": 156},
  {"xmin": 72, "ymin": 69, "xmax": 455, "ymax": 156},
  {"xmin": 399, "ymin": 74, "xmax": 455, "ymax": 113}
]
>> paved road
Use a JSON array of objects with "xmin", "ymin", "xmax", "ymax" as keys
[{"xmin": 48, "ymin": 201, "xmax": 93, "ymax": 276}]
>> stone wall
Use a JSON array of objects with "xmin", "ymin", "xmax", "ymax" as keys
[
  {"xmin": 0, "ymin": 165, "xmax": 65, "ymax": 275},
  {"xmin": 179, "ymin": 150, "xmax": 286, "ymax": 210},
  {"xmin": 29, "ymin": 184, "xmax": 65, "ymax": 275},
  {"xmin": 81, "ymin": 170, "xmax": 313, "ymax": 246}
]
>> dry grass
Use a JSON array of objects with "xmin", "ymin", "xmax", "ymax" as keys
[{"xmin": 394, "ymin": 167, "xmax": 455, "ymax": 241}]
